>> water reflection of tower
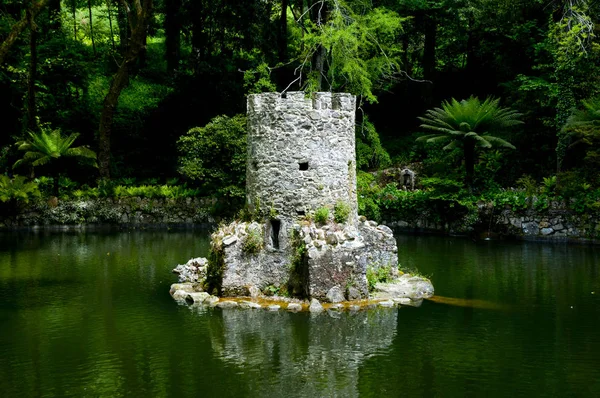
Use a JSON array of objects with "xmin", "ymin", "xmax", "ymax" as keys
[{"xmin": 207, "ymin": 309, "xmax": 398, "ymax": 397}]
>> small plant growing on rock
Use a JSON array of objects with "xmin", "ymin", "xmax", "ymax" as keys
[
  {"xmin": 242, "ymin": 226, "xmax": 263, "ymax": 254},
  {"xmin": 334, "ymin": 200, "xmax": 351, "ymax": 223},
  {"xmin": 314, "ymin": 206, "xmax": 329, "ymax": 225},
  {"xmin": 366, "ymin": 265, "xmax": 394, "ymax": 292}
]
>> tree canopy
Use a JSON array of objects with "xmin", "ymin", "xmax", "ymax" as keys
[{"xmin": 0, "ymin": 0, "xmax": 599, "ymax": 196}]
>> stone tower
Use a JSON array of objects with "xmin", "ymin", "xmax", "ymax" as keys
[
  {"xmin": 246, "ymin": 92, "xmax": 357, "ymax": 223},
  {"xmin": 202, "ymin": 91, "xmax": 399, "ymax": 300}
]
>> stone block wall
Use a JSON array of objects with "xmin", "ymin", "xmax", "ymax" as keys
[
  {"xmin": 0, "ymin": 197, "xmax": 214, "ymax": 228},
  {"xmin": 246, "ymin": 92, "xmax": 357, "ymax": 223},
  {"xmin": 386, "ymin": 206, "xmax": 600, "ymax": 242}
]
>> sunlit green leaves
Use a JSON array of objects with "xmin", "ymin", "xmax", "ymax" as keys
[
  {"xmin": 13, "ymin": 127, "xmax": 98, "ymax": 171},
  {"xmin": 296, "ymin": 1, "xmax": 405, "ymax": 102}
]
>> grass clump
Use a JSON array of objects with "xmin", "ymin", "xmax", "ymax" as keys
[
  {"xmin": 366, "ymin": 264, "xmax": 394, "ymax": 292},
  {"xmin": 334, "ymin": 200, "xmax": 351, "ymax": 223},
  {"xmin": 242, "ymin": 226, "xmax": 263, "ymax": 254},
  {"xmin": 314, "ymin": 206, "xmax": 329, "ymax": 225}
]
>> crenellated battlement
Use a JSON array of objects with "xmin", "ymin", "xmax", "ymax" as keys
[{"xmin": 247, "ymin": 91, "xmax": 356, "ymax": 114}]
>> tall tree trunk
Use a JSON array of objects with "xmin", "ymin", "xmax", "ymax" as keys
[
  {"xmin": 98, "ymin": 0, "xmax": 153, "ymax": 179},
  {"xmin": 88, "ymin": 0, "xmax": 97, "ymax": 56},
  {"xmin": 310, "ymin": 0, "xmax": 328, "ymax": 91},
  {"xmin": 117, "ymin": 1, "xmax": 129, "ymax": 54},
  {"xmin": 138, "ymin": 34, "xmax": 147, "ymax": 69},
  {"xmin": 422, "ymin": 11, "xmax": 436, "ymax": 107},
  {"xmin": 0, "ymin": 0, "xmax": 49, "ymax": 65},
  {"xmin": 278, "ymin": 0, "xmax": 288, "ymax": 62},
  {"xmin": 27, "ymin": 6, "xmax": 38, "ymax": 131},
  {"xmin": 165, "ymin": 0, "xmax": 181, "ymax": 74},
  {"xmin": 422, "ymin": 12, "xmax": 436, "ymax": 81},
  {"xmin": 106, "ymin": 0, "xmax": 116, "ymax": 52}
]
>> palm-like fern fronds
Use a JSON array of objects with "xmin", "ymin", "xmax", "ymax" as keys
[
  {"xmin": 13, "ymin": 128, "xmax": 98, "ymax": 171},
  {"xmin": 418, "ymin": 96, "xmax": 523, "ymax": 143},
  {"xmin": 417, "ymin": 96, "xmax": 523, "ymax": 188}
]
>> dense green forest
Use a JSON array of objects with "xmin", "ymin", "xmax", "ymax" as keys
[{"xmin": 1, "ymin": 0, "xmax": 600, "ymax": 220}]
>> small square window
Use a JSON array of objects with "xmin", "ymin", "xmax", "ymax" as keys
[{"xmin": 299, "ymin": 162, "xmax": 309, "ymax": 171}]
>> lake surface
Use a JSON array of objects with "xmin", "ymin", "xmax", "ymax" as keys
[{"xmin": 1, "ymin": 230, "xmax": 599, "ymax": 397}]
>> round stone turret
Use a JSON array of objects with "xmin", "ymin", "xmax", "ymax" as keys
[{"xmin": 246, "ymin": 92, "xmax": 357, "ymax": 223}]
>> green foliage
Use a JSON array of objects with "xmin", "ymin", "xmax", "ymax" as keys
[
  {"xmin": 418, "ymin": 97, "xmax": 522, "ymax": 149},
  {"xmin": 314, "ymin": 206, "xmax": 330, "ymax": 225},
  {"xmin": 356, "ymin": 116, "xmax": 391, "ymax": 170},
  {"xmin": 243, "ymin": 62, "xmax": 277, "ymax": 94},
  {"xmin": 366, "ymin": 264, "xmax": 393, "ymax": 292},
  {"xmin": 542, "ymin": 176, "xmax": 557, "ymax": 195},
  {"xmin": 112, "ymin": 184, "xmax": 201, "ymax": 199},
  {"xmin": 562, "ymin": 96, "xmax": 600, "ymax": 176},
  {"xmin": 357, "ymin": 171, "xmax": 382, "ymax": 221},
  {"xmin": 263, "ymin": 284, "xmax": 281, "ymax": 296},
  {"xmin": 418, "ymin": 96, "xmax": 522, "ymax": 187},
  {"xmin": 13, "ymin": 127, "xmax": 98, "ymax": 171},
  {"xmin": 0, "ymin": 175, "xmax": 41, "ymax": 203},
  {"xmin": 295, "ymin": 2, "xmax": 404, "ymax": 102},
  {"xmin": 242, "ymin": 226, "xmax": 264, "ymax": 255},
  {"xmin": 516, "ymin": 175, "xmax": 539, "ymax": 198},
  {"xmin": 177, "ymin": 115, "xmax": 247, "ymax": 200},
  {"xmin": 333, "ymin": 200, "xmax": 351, "ymax": 224}
]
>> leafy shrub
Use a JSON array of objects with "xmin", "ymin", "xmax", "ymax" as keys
[
  {"xmin": 0, "ymin": 175, "xmax": 41, "ymax": 203},
  {"xmin": 357, "ymin": 171, "xmax": 382, "ymax": 221},
  {"xmin": 334, "ymin": 200, "xmax": 351, "ymax": 223},
  {"xmin": 177, "ymin": 114, "xmax": 247, "ymax": 200},
  {"xmin": 314, "ymin": 206, "xmax": 329, "ymax": 225},
  {"xmin": 516, "ymin": 174, "xmax": 538, "ymax": 197},
  {"xmin": 542, "ymin": 176, "xmax": 557, "ymax": 195}
]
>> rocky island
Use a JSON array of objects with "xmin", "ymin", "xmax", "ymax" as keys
[{"xmin": 170, "ymin": 92, "xmax": 434, "ymax": 311}]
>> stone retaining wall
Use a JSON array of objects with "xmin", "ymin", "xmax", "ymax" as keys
[
  {"xmin": 386, "ymin": 206, "xmax": 600, "ymax": 242},
  {"xmin": 0, "ymin": 197, "xmax": 215, "ymax": 228}
]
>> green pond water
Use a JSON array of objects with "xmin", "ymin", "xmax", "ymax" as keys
[{"xmin": 1, "ymin": 230, "xmax": 599, "ymax": 397}]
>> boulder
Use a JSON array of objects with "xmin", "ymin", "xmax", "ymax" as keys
[
  {"xmin": 326, "ymin": 286, "xmax": 345, "ymax": 303},
  {"xmin": 205, "ymin": 296, "xmax": 220, "ymax": 306},
  {"xmin": 346, "ymin": 286, "xmax": 362, "ymax": 301},
  {"xmin": 170, "ymin": 283, "xmax": 195, "ymax": 295},
  {"xmin": 239, "ymin": 300, "xmax": 262, "ymax": 309},
  {"xmin": 172, "ymin": 290, "xmax": 189, "ymax": 302},
  {"xmin": 372, "ymin": 275, "xmax": 434, "ymax": 301},
  {"xmin": 217, "ymin": 300, "xmax": 239, "ymax": 309},
  {"xmin": 186, "ymin": 292, "xmax": 210, "ymax": 304},
  {"xmin": 309, "ymin": 298, "xmax": 324, "ymax": 313}
]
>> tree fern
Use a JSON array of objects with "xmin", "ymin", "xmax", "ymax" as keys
[
  {"xmin": 417, "ymin": 96, "xmax": 523, "ymax": 188},
  {"xmin": 13, "ymin": 127, "xmax": 98, "ymax": 195}
]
